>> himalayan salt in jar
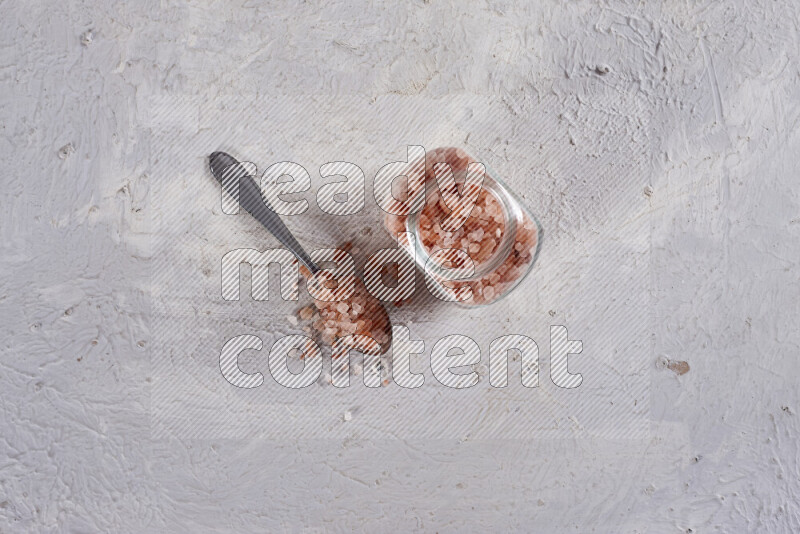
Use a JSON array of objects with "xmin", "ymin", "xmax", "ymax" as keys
[{"xmin": 384, "ymin": 147, "xmax": 542, "ymax": 307}]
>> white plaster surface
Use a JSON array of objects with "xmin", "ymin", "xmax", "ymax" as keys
[{"xmin": 1, "ymin": 1, "xmax": 799, "ymax": 532}]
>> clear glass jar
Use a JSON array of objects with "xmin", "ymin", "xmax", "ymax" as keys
[{"xmin": 384, "ymin": 147, "xmax": 542, "ymax": 307}]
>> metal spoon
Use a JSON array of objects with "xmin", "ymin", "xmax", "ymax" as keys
[
  {"xmin": 209, "ymin": 150, "xmax": 393, "ymax": 354},
  {"xmin": 208, "ymin": 151, "xmax": 319, "ymax": 274}
]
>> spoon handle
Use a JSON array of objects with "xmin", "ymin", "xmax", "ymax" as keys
[{"xmin": 209, "ymin": 151, "xmax": 319, "ymax": 274}]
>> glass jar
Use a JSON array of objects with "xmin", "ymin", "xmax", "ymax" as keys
[{"xmin": 384, "ymin": 147, "xmax": 542, "ymax": 307}]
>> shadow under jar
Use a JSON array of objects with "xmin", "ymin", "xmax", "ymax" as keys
[{"xmin": 384, "ymin": 147, "xmax": 543, "ymax": 307}]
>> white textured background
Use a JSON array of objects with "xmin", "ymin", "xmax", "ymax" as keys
[{"xmin": 2, "ymin": 1, "xmax": 799, "ymax": 532}]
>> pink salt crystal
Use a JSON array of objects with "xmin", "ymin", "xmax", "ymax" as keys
[
  {"xmin": 385, "ymin": 214, "xmax": 405, "ymax": 235},
  {"xmin": 336, "ymin": 302, "xmax": 349, "ymax": 314},
  {"xmin": 478, "ymin": 238, "xmax": 495, "ymax": 259},
  {"xmin": 299, "ymin": 307, "xmax": 314, "ymax": 320},
  {"xmin": 483, "ymin": 286, "xmax": 495, "ymax": 300}
]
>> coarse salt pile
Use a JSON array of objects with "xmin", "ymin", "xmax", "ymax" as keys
[
  {"xmin": 417, "ymin": 184, "xmax": 506, "ymax": 265},
  {"xmin": 296, "ymin": 259, "xmax": 391, "ymax": 356},
  {"xmin": 442, "ymin": 213, "xmax": 538, "ymax": 305},
  {"xmin": 384, "ymin": 146, "xmax": 539, "ymax": 306}
]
